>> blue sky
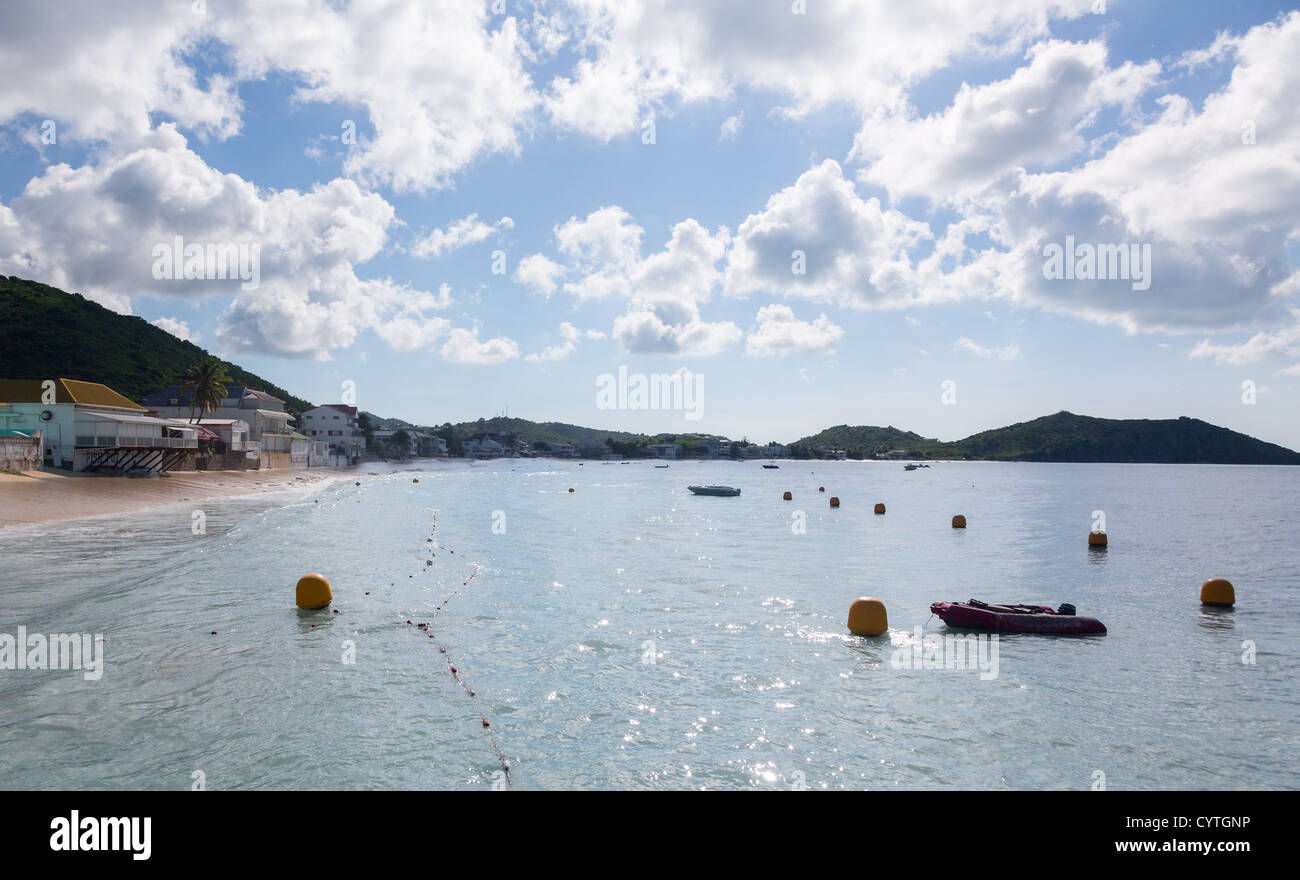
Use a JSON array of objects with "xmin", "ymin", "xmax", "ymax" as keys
[{"xmin": 2, "ymin": 0, "xmax": 1298, "ymax": 447}]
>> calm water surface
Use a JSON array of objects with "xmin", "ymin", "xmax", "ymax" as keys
[{"xmin": 1, "ymin": 460, "xmax": 1296, "ymax": 790}]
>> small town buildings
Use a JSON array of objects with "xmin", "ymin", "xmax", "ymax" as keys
[
  {"xmin": 0, "ymin": 378, "xmax": 198, "ymax": 473},
  {"xmin": 645, "ymin": 443, "xmax": 683, "ymax": 459},
  {"xmin": 299, "ymin": 404, "xmax": 364, "ymax": 465},
  {"xmin": 142, "ymin": 384, "xmax": 295, "ymax": 467}
]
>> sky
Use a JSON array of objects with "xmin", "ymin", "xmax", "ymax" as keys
[{"xmin": 1, "ymin": 0, "xmax": 1298, "ymax": 448}]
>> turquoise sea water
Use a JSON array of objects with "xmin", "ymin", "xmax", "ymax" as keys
[{"xmin": 0, "ymin": 460, "xmax": 1296, "ymax": 790}]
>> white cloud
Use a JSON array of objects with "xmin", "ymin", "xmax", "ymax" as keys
[
  {"xmin": 0, "ymin": 126, "xmax": 452, "ymax": 359},
  {"xmin": 0, "ymin": 1, "xmax": 539, "ymax": 194},
  {"xmin": 1189, "ymin": 310, "xmax": 1300, "ymax": 366},
  {"xmin": 441, "ymin": 327, "xmax": 520, "ymax": 364},
  {"xmin": 719, "ymin": 112, "xmax": 744, "ymax": 141},
  {"xmin": 412, "ymin": 214, "xmax": 513, "ymax": 259},
  {"xmin": 555, "ymin": 205, "xmax": 644, "ymax": 300},
  {"xmin": 955, "ymin": 337, "xmax": 1021, "ymax": 360},
  {"xmin": 525, "ymin": 322, "xmax": 584, "ymax": 362},
  {"xmin": 853, "ymin": 40, "xmax": 1160, "ymax": 205},
  {"xmin": 745, "ymin": 304, "xmax": 843, "ymax": 357},
  {"xmin": 724, "ymin": 159, "xmax": 931, "ymax": 308},
  {"xmin": 848, "ymin": 12, "xmax": 1300, "ymax": 336},
  {"xmin": 612, "ymin": 309, "xmax": 741, "ymax": 356},
  {"xmin": 543, "ymin": 0, "xmax": 1097, "ymax": 140},
  {"xmin": 513, "ymin": 253, "xmax": 567, "ymax": 298},
  {"xmin": 0, "ymin": 2, "xmax": 241, "ymax": 145},
  {"xmin": 151, "ymin": 316, "xmax": 199, "ymax": 343}
]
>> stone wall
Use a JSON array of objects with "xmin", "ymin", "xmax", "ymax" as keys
[{"xmin": 0, "ymin": 434, "xmax": 42, "ymax": 471}]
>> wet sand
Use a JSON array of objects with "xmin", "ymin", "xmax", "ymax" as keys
[{"xmin": 0, "ymin": 468, "xmax": 350, "ymax": 528}]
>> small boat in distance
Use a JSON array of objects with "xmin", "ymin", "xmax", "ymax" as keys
[
  {"xmin": 930, "ymin": 599, "xmax": 1106, "ymax": 634},
  {"xmin": 688, "ymin": 485, "xmax": 741, "ymax": 496},
  {"xmin": 904, "ymin": 463, "xmax": 920, "ymax": 470},
  {"xmin": 655, "ymin": 464, "xmax": 670, "ymax": 468},
  {"xmin": 762, "ymin": 463, "xmax": 779, "ymax": 469}
]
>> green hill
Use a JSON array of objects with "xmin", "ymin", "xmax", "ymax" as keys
[
  {"xmin": 793, "ymin": 424, "xmax": 938, "ymax": 455},
  {"xmin": 793, "ymin": 411, "xmax": 1300, "ymax": 464},
  {"xmin": 0, "ymin": 276, "xmax": 312, "ymax": 417},
  {"xmin": 944, "ymin": 411, "xmax": 1300, "ymax": 464}
]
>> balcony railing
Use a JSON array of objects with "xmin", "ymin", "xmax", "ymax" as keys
[{"xmin": 75, "ymin": 435, "xmax": 198, "ymax": 449}]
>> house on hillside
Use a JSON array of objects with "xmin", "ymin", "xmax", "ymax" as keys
[
  {"xmin": 142, "ymin": 384, "xmax": 295, "ymax": 467},
  {"xmin": 0, "ymin": 378, "xmax": 198, "ymax": 473}
]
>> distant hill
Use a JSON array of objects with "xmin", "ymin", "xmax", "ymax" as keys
[
  {"xmin": 944, "ymin": 411, "xmax": 1300, "ymax": 464},
  {"xmin": 0, "ymin": 276, "xmax": 313, "ymax": 417},
  {"xmin": 539, "ymin": 422, "xmax": 648, "ymax": 446},
  {"xmin": 793, "ymin": 424, "xmax": 938, "ymax": 455},
  {"xmin": 793, "ymin": 411, "xmax": 1300, "ymax": 464}
]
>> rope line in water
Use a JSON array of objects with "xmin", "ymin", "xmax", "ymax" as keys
[{"xmin": 404, "ymin": 509, "xmax": 512, "ymax": 789}]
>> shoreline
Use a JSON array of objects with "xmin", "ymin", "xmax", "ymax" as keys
[{"xmin": 0, "ymin": 467, "xmax": 353, "ymax": 529}]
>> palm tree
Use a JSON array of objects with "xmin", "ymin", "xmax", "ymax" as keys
[{"xmin": 180, "ymin": 357, "xmax": 233, "ymax": 424}]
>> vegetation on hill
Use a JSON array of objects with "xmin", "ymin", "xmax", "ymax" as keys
[
  {"xmin": 943, "ymin": 411, "xmax": 1300, "ymax": 464},
  {"xmin": 0, "ymin": 276, "xmax": 313, "ymax": 417},
  {"xmin": 792, "ymin": 411, "xmax": 1300, "ymax": 464}
]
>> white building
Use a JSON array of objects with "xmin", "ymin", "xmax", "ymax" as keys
[
  {"xmin": 299, "ymin": 404, "xmax": 364, "ymax": 465},
  {"xmin": 0, "ymin": 378, "xmax": 197, "ymax": 473},
  {"xmin": 142, "ymin": 384, "xmax": 295, "ymax": 467},
  {"xmin": 645, "ymin": 443, "xmax": 682, "ymax": 459}
]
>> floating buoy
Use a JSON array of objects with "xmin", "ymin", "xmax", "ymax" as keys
[
  {"xmin": 874, "ymin": 502, "xmax": 886, "ymax": 514},
  {"xmin": 568, "ymin": 487, "xmax": 575, "ymax": 493},
  {"xmin": 783, "ymin": 491, "xmax": 793, "ymax": 501},
  {"xmin": 952, "ymin": 514, "xmax": 966, "ymax": 528},
  {"xmin": 819, "ymin": 486, "xmax": 825, "ymax": 492},
  {"xmin": 829, "ymin": 496, "xmax": 840, "ymax": 508},
  {"xmin": 847, "ymin": 597, "xmax": 888, "ymax": 636},
  {"xmin": 1088, "ymin": 531, "xmax": 1108, "ymax": 547},
  {"xmin": 295, "ymin": 573, "xmax": 332, "ymax": 609},
  {"xmin": 1200, "ymin": 578, "xmax": 1235, "ymax": 607}
]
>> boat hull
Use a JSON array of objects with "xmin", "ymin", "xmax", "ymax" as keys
[
  {"xmin": 687, "ymin": 485, "xmax": 741, "ymax": 496},
  {"xmin": 930, "ymin": 601, "xmax": 1106, "ymax": 634}
]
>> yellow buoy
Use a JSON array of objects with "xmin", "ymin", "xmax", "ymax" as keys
[
  {"xmin": 295, "ymin": 573, "xmax": 332, "ymax": 609},
  {"xmin": 1200, "ymin": 577, "xmax": 1235, "ymax": 607},
  {"xmin": 847, "ymin": 597, "xmax": 888, "ymax": 636},
  {"xmin": 874, "ymin": 502, "xmax": 886, "ymax": 514},
  {"xmin": 952, "ymin": 514, "xmax": 966, "ymax": 528},
  {"xmin": 829, "ymin": 496, "xmax": 840, "ymax": 508},
  {"xmin": 783, "ymin": 491, "xmax": 792, "ymax": 501},
  {"xmin": 1088, "ymin": 531, "xmax": 1108, "ymax": 547}
]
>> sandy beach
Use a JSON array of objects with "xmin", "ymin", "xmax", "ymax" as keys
[{"xmin": 0, "ymin": 467, "xmax": 351, "ymax": 528}]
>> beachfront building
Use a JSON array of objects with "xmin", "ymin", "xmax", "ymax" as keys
[
  {"xmin": 0, "ymin": 378, "xmax": 198, "ymax": 473},
  {"xmin": 372, "ymin": 429, "xmax": 417, "ymax": 459},
  {"xmin": 299, "ymin": 404, "xmax": 364, "ymax": 465},
  {"xmin": 464, "ymin": 437, "xmax": 505, "ymax": 458},
  {"xmin": 415, "ymin": 433, "xmax": 448, "ymax": 458},
  {"xmin": 142, "ymin": 384, "xmax": 295, "ymax": 468},
  {"xmin": 645, "ymin": 443, "xmax": 683, "ymax": 459}
]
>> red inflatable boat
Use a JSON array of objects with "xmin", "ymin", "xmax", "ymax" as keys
[{"xmin": 930, "ymin": 599, "xmax": 1107, "ymax": 634}]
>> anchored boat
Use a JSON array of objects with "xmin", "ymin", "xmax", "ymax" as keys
[
  {"xmin": 688, "ymin": 485, "xmax": 741, "ymax": 496},
  {"xmin": 930, "ymin": 599, "xmax": 1106, "ymax": 634}
]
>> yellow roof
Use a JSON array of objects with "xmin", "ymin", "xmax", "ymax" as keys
[{"xmin": 0, "ymin": 378, "xmax": 146, "ymax": 410}]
